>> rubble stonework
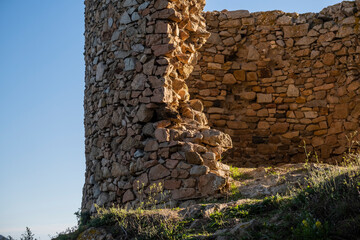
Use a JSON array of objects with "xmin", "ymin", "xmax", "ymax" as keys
[
  {"xmin": 83, "ymin": 0, "xmax": 360, "ymax": 211},
  {"xmin": 188, "ymin": 1, "xmax": 360, "ymax": 167},
  {"xmin": 82, "ymin": 0, "xmax": 232, "ymax": 213}
]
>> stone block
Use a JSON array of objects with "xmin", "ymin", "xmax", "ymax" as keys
[
  {"xmin": 223, "ymin": 73, "xmax": 237, "ymax": 84},
  {"xmin": 234, "ymin": 70, "xmax": 246, "ymax": 81},
  {"xmin": 164, "ymin": 180, "xmax": 181, "ymax": 190},
  {"xmin": 257, "ymin": 94, "xmax": 272, "ymax": 103},
  {"xmin": 183, "ymin": 178, "xmax": 196, "ymax": 188},
  {"xmin": 137, "ymin": 104, "xmax": 154, "ymax": 122},
  {"xmin": 198, "ymin": 173, "xmax": 226, "ymax": 196},
  {"xmin": 333, "ymin": 103, "xmax": 349, "ymax": 119},
  {"xmin": 270, "ymin": 123, "xmax": 289, "ymax": 134},
  {"xmin": 282, "ymin": 131, "xmax": 299, "ymax": 139},
  {"xmin": 328, "ymin": 122, "xmax": 343, "ymax": 135},
  {"xmin": 312, "ymin": 137, "xmax": 324, "ymax": 147},
  {"xmin": 287, "ymin": 84, "xmax": 300, "ymax": 97},
  {"xmin": 283, "ymin": 24, "xmax": 309, "ymax": 38},
  {"xmin": 122, "ymin": 190, "xmax": 135, "ymax": 203},
  {"xmin": 242, "ymin": 62, "xmax": 257, "ymax": 71},
  {"xmin": 190, "ymin": 165, "xmax": 210, "ymax": 176},
  {"xmin": 336, "ymin": 26, "xmax": 354, "ymax": 38},
  {"xmin": 322, "ymin": 53, "xmax": 335, "ymax": 66},
  {"xmin": 277, "ymin": 15, "xmax": 292, "ymax": 25},
  {"xmin": 227, "ymin": 121, "xmax": 248, "ymax": 129},
  {"xmin": 304, "ymin": 111, "xmax": 318, "ymax": 119},
  {"xmin": 185, "ymin": 152, "xmax": 204, "ymax": 165},
  {"xmin": 165, "ymin": 159, "xmax": 179, "ymax": 169},
  {"xmin": 247, "ymin": 72, "xmax": 258, "ymax": 81},
  {"xmin": 225, "ymin": 10, "xmax": 250, "ymax": 19},
  {"xmin": 144, "ymin": 139, "xmax": 159, "ymax": 151},
  {"xmin": 208, "ymin": 63, "xmax": 222, "ymax": 69},
  {"xmin": 240, "ymin": 92, "xmax": 256, "ymax": 100},
  {"xmin": 172, "ymin": 188, "xmax": 196, "ymax": 200},
  {"xmin": 149, "ymin": 164, "xmax": 170, "ymax": 180},
  {"xmin": 257, "ymin": 109, "xmax": 269, "ymax": 117},
  {"xmin": 318, "ymin": 32, "xmax": 335, "ymax": 43},
  {"xmin": 202, "ymin": 74, "xmax": 216, "ymax": 81},
  {"xmin": 258, "ymin": 121, "xmax": 270, "ymax": 129}
]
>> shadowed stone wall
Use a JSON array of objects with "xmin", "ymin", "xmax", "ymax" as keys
[
  {"xmin": 188, "ymin": 1, "xmax": 360, "ymax": 167},
  {"xmin": 82, "ymin": 0, "xmax": 360, "ymax": 212},
  {"xmin": 82, "ymin": 0, "xmax": 232, "ymax": 213}
]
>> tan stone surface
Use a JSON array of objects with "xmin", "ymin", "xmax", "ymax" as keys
[{"xmin": 83, "ymin": 0, "xmax": 360, "ymax": 212}]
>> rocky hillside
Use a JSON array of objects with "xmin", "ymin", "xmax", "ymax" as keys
[{"xmin": 54, "ymin": 153, "xmax": 360, "ymax": 240}]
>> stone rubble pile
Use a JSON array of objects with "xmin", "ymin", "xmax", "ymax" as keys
[
  {"xmin": 82, "ymin": 0, "xmax": 232, "ymax": 213},
  {"xmin": 188, "ymin": 0, "xmax": 360, "ymax": 167}
]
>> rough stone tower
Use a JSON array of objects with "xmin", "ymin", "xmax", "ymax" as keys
[{"xmin": 82, "ymin": 0, "xmax": 232, "ymax": 213}]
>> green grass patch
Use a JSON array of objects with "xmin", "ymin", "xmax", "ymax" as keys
[{"xmin": 229, "ymin": 166, "xmax": 252, "ymax": 181}]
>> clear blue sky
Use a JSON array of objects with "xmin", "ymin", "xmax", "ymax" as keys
[{"xmin": 0, "ymin": 0, "xmax": 342, "ymax": 239}]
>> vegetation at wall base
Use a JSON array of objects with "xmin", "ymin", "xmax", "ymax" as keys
[{"xmin": 53, "ymin": 141, "xmax": 360, "ymax": 240}]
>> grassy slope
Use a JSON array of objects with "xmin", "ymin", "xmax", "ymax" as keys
[{"xmin": 54, "ymin": 151, "xmax": 360, "ymax": 240}]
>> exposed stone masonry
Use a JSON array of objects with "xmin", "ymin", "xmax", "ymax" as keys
[
  {"xmin": 82, "ymin": 0, "xmax": 232, "ymax": 213},
  {"xmin": 83, "ymin": 0, "xmax": 360, "ymax": 212},
  {"xmin": 188, "ymin": 1, "xmax": 360, "ymax": 167}
]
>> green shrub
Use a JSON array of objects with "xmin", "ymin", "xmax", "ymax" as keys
[{"xmin": 292, "ymin": 214, "xmax": 329, "ymax": 240}]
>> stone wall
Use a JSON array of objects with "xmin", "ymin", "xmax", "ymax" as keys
[
  {"xmin": 82, "ymin": 0, "xmax": 232, "ymax": 213},
  {"xmin": 188, "ymin": 1, "xmax": 360, "ymax": 167}
]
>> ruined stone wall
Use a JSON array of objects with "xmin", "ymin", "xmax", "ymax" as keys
[
  {"xmin": 188, "ymin": 1, "xmax": 360, "ymax": 167},
  {"xmin": 82, "ymin": 0, "xmax": 232, "ymax": 213}
]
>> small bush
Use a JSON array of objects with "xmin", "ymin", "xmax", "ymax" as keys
[
  {"xmin": 208, "ymin": 211, "xmax": 226, "ymax": 229},
  {"xmin": 292, "ymin": 214, "xmax": 329, "ymax": 240}
]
